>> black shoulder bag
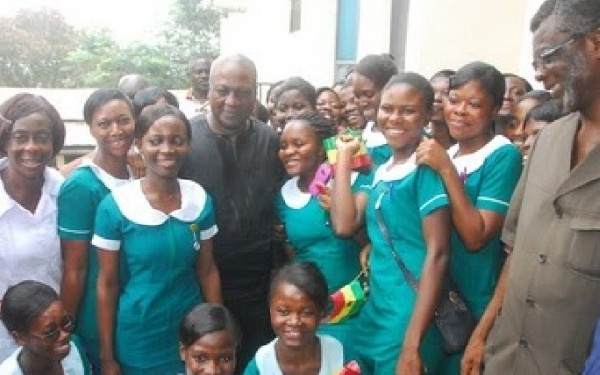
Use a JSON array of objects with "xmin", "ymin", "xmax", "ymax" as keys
[{"xmin": 375, "ymin": 200, "xmax": 475, "ymax": 354}]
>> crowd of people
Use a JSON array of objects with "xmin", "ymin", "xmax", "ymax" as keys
[{"xmin": 1, "ymin": 0, "xmax": 600, "ymax": 374}]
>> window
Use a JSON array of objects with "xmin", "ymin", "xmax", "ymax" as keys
[{"xmin": 290, "ymin": 0, "xmax": 301, "ymax": 32}]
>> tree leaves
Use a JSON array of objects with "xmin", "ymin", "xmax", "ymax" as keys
[{"xmin": 0, "ymin": 1, "xmax": 223, "ymax": 89}]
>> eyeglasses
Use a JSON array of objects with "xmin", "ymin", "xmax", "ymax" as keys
[
  {"xmin": 211, "ymin": 85, "xmax": 255, "ymax": 100},
  {"xmin": 531, "ymin": 33, "xmax": 584, "ymax": 70},
  {"xmin": 29, "ymin": 315, "xmax": 76, "ymax": 342}
]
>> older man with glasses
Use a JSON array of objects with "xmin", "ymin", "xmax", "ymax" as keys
[
  {"xmin": 473, "ymin": 0, "xmax": 600, "ymax": 374},
  {"xmin": 179, "ymin": 54, "xmax": 285, "ymax": 374}
]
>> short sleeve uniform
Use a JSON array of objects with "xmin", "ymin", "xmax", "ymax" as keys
[
  {"xmin": 243, "ymin": 334, "xmax": 344, "ymax": 375},
  {"xmin": 57, "ymin": 160, "xmax": 130, "ymax": 367},
  {"xmin": 447, "ymin": 136, "xmax": 522, "ymax": 318},
  {"xmin": 275, "ymin": 170, "xmax": 372, "ymax": 352},
  {"xmin": 92, "ymin": 179, "xmax": 217, "ymax": 374},
  {"xmin": 0, "ymin": 158, "xmax": 64, "ymax": 361},
  {"xmin": 362, "ymin": 121, "xmax": 392, "ymax": 166},
  {"xmin": 354, "ymin": 155, "xmax": 449, "ymax": 375},
  {"xmin": 440, "ymin": 136, "xmax": 522, "ymax": 374}
]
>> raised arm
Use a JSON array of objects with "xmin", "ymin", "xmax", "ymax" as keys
[
  {"xmin": 416, "ymin": 138, "xmax": 514, "ymax": 251},
  {"xmin": 330, "ymin": 135, "xmax": 368, "ymax": 237}
]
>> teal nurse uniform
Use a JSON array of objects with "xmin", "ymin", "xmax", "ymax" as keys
[
  {"xmin": 92, "ymin": 179, "xmax": 217, "ymax": 374},
  {"xmin": 57, "ymin": 160, "xmax": 131, "ymax": 369},
  {"xmin": 440, "ymin": 136, "xmax": 522, "ymax": 374},
  {"xmin": 354, "ymin": 155, "xmax": 449, "ymax": 375},
  {"xmin": 362, "ymin": 121, "xmax": 392, "ymax": 166},
  {"xmin": 275, "ymin": 170, "xmax": 372, "ymax": 354}
]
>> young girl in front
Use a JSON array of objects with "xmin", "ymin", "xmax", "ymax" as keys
[
  {"xmin": 179, "ymin": 303, "xmax": 241, "ymax": 375},
  {"xmin": 244, "ymin": 262, "xmax": 344, "ymax": 374}
]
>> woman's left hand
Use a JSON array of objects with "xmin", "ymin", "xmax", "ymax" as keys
[
  {"xmin": 415, "ymin": 137, "xmax": 452, "ymax": 173},
  {"xmin": 396, "ymin": 346, "xmax": 423, "ymax": 375},
  {"xmin": 316, "ymin": 183, "xmax": 331, "ymax": 211}
]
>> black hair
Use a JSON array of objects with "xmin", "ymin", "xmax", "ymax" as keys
[
  {"xmin": 266, "ymin": 80, "xmax": 285, "ymax": 104},
  {"xmin": 494, "ymin": 114, "xmax": 514, "ymax": 136},
  {"xmin": 179, "ymin": 303, "xmax": 241, "ymax": 347},
  {"xmin": 516, "ymin": 90, "xmax": 553, "ymax": 104},
  {"xmin": 0, "ymin": 93, "xmax": 65, "ymax": 157},
  {"xmin": 270, "ymin": 262, "xmax": 328, "ymax": 313},
  {"xmin": 553, "ymin": 0, "xmax": 600, "ymax": 35},
  {"xmin": 254, "ymin": 100, "xmax": 270, "ymax": 123},
  {"xmin": 503, "ymin": 73, "xmax": 534, "ymax": 92},
  {"xmin": 135, "ymin": 104, "xmax": 191, "ymax": 140},
  {"xmin": 133, "ymin": 86, "xmax": 179, "ymax": 117},
  {"xmin": 354, "ymin": 54, "xmax": 399, "ymax": 89},
  {"xmin": 274, "ymin": 77, "xmax": 317, "ymax": 110},
  {"xmin": 83, "ymin": 89, "xmax": 134, "ymax": 125},
  {"xmin": 431, "ymin": 69, "xmax": 456, "ymax": 81},
  {"xmin": 531, "ymin": 0, "xmax": 557, "ymax": 32},
  {"xmin": 525, "ymin": 100, "xmax": 562, "ymax": 124},
  {"xmin": 316, "ymin": 87, "xmax": 340, "ymax": 101},
  {"xmin": 450, "ymin": 61, "xmax": 505, "ymax": 110},
  {"xmin": 384, "ymin": 73, "xmax": 435, "ymax": 114},
  {"xmin": 287, "ymin": 111, "xmax": 336, "ymax": 142},
  {"xmin": 1, "ymin": 280, "xmax": 58, "ymax": 334}
]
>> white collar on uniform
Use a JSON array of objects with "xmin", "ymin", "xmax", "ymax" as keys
[
  {"xmin": 447, "ymin": 135, "xmax": 511, "ymax": 176},
  {"xmin": 362, "ymin": 121, "xmax": 388, "ymax": 148},
  {"xmin": 112, "ymin": 179, "xmax": 207, "ymax": 225},
  {"xmin": 0, "ymin": 157, "xmax": 64, "ymax": 216},
  {"xmin": 372, "ymin": 153, "xmax": 417, "ymax": 186},
  {"xmin": 78, "ymin": 158, "xmax": 132, "ymax": 191},
  {"xmin": 280, "ymin": 172, "xmax": 359, "ymax": 209}
]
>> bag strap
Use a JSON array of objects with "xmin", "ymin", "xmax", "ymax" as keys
[{"xmin": 374, "ymin": 191, "xmax": 419, "ymax": 292}]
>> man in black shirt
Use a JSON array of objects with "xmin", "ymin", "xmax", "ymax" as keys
[{"xmin": 180, "ymin": 54, "xmax": 284, "ymax": 373}]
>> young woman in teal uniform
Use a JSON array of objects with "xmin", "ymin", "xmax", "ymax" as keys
[
  {"xmin": 276, "ymin": 111, "xmax": 371, "ymax": 353},
  {"xmin": 58, "ymin": 89, "xmax": 135, "ymax": 372},
  {"xmin": 93, "ymin": 104, "xmax": 222, "ymax": 375},
  {"xmin": 352, "ymin": 54, "xmax": 398, "ymax": 165},
  {"xmin": 416, "ymin": 61, "xmax": 523, "ymax": 374},
  {"xmin": 332, "ymin": 72, "xmax": 451, "ymax": 375}
]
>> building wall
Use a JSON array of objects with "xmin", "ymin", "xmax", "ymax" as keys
[
  {"xmin": 405, "ymin": 0, "xmax": 529, "ymax": 80},
  {"xmin": 220, "ymin": 0, "xmax": 546, "ymax": 90},
  {"xmin": 220, "ymin": 0, "xmax": 338, "ymax": 87}
]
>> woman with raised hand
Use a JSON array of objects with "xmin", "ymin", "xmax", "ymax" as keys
[
  {"xmin": 0, "ymin": 93, "xmax": 65, "ymax": 361},
  {"xmin": 332, "ymin": 72, "xmax": 451, "ymax": 374},
  {"xmin": 94, "ymin": 104, "xmax": 221, "ymax": 374},
  {"xmin": 415, "ymin": 61, "xmax": 522, "ymax": 374},
  {"xmin": 276, "ymin": 111, "xmax": 371, "ymax": 355},
  {"xmin": 58, "ymin": 89, "xmax": 135, "ymax": 372}
]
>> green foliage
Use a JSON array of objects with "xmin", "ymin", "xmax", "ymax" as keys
[
  {"xmin": 0, "ymin": 8, "xmax": 77, "ymax": 87},
  {"xmin": 0, "ymin": 1, "xmax": 223, "ymax": 89}
]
